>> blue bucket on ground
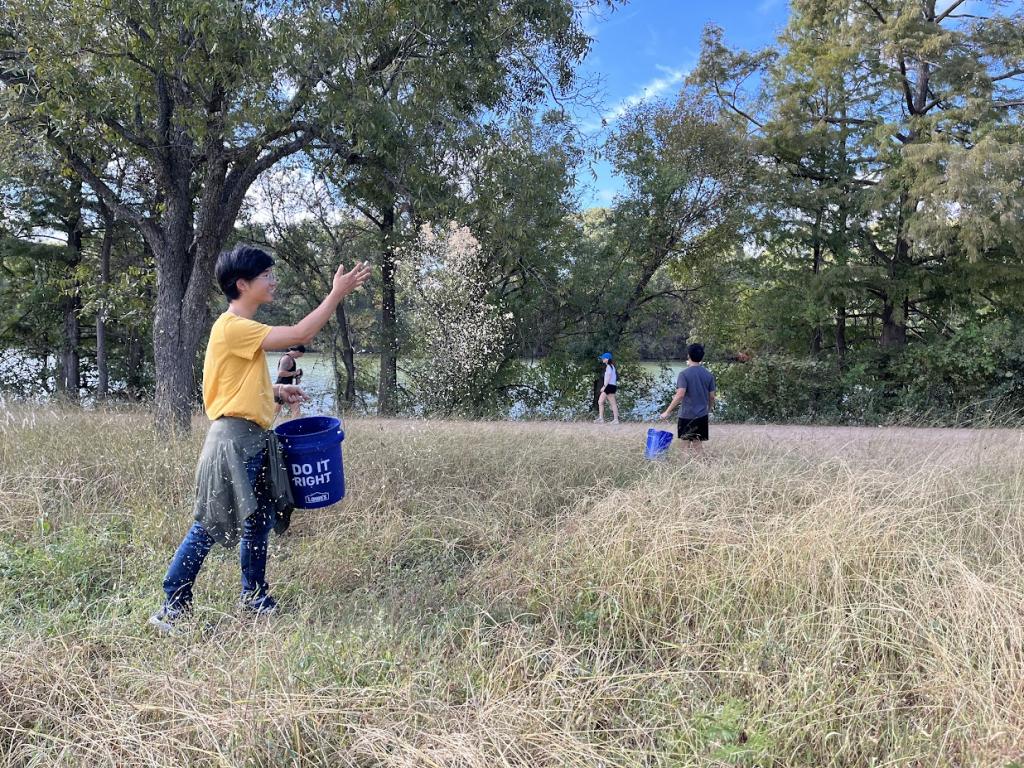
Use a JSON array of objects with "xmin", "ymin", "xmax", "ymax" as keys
[
  {"xmin": 644, "ymin": 428, "xmax": 673, "ymax": 460},
  {"xmin": 274, "ymin": 416, "xmax": 345, "ymax": 509}
]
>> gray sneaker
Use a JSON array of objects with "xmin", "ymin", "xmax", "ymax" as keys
[{"xmin": 148, "ymin": 604, "xmax": 189, "ymax": 635}]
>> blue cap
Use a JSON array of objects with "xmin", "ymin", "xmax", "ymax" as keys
[{"xmin": 599, "ymin": 352, "xmax": 612, "ymax": 360}]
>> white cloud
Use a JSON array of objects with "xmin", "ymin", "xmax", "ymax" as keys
[
  {"xmin": 758, "ymin": 0, "xmax": 784, "ymax": 13},
  {"xmin": 582, "ymin": 66, "xmax": 687, "ymax": 132}
]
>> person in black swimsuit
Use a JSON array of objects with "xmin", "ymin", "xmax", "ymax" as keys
[{"xmin": 275, "ymin": 344, "xmax": 305, "ymax": 417}]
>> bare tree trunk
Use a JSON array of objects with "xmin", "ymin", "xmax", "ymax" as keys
[
  {"xmin": 150, "ymin": 181, "xmax": 215, "ymax": 431},
  {"xmin": 152, "ymin": 241, "xmax": 199, "ymax": 430},
  {"xmin": 152, "ymin": 326, "xmax": 198, "ymax": 427},
  {"xmin": 608, "ymin": 255, "xmax": 664, "ymax": 349},
  {"xmin": 151, "ymin": 231, "xmax": 214, "ymax": 430},
  {"xmin": 834, "ymin": 190, "xmax": 850, "ymax": 371},
  {"xmin": 879, "ymin": 199, "xmax": 912, "ymax": 350},
  {"xmin": 590, "ymin": 366, "xmax": 604, "ymax": 414},
  {"xmin": 59, "ymin": 296, "xmax": 81, "ymax": 399},
  {"xmin": 57, "ymin": 185, "xmax": 83, "ymax": 402},
  {"xmin": 835, "ymin": 305, "xmax": 847, "ymax": 369},
  {"xmin": 810, "ymin": 208, "xmax": 823, "ymax": 356},
  {"xmin": 95, "ymin": 305, "xmax": 108, "ymax": 401},
  {"xmin": 39, "ymin": 347, "xmax": 51, "ymax": 394},
  {"xmin": 377, "ymin": 205, "xmax": 399, "ymax": 415},
  {"xmin": 125, "ymin": 333, "xmax": 144, "ymax": 400},
  {"xmin": 880, "ymin": 301, "xmax": 905, "ymax": 348},
  {"xmin": 96, "ymin": 202, "xmax": 114, "ymax": 401},
  {"xmin": 335, "ymin": 302, "xmax": 357, "ymax": 405}
]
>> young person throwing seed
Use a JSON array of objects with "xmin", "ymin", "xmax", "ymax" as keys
[{"xmin": 149, "ymin": 245, "xmax": 371, "ymax": 633}]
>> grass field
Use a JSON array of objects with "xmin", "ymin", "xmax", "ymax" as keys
[{"xmin": 1, "ymin": 407, "xmax": 1023, "ymax": 767}]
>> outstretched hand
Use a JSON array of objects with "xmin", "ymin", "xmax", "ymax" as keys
[
  {"xmin": 274, "ymin": 384, "xmax": 309, "ymax": 405},
  {"xmin": 332, "ymin": 261, "xmax": 372, "ymax": 299}
]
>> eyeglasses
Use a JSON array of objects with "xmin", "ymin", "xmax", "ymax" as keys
[{"xmin": 254, "ymin": 270, "xmax": 277, "ymax": 282}]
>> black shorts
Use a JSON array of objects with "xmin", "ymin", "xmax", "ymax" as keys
[
  {"xmin": 603, "ymin": 385, "xmax": 617, "ymax": 395},
  {"xmin": 677, "ymin": 414, "xmax": 709, "ymax": 441}
]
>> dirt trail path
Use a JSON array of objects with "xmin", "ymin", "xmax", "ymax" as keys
[{"xmin": 348, "ymin": 416, "xmax": 1024, "ymax": 466}]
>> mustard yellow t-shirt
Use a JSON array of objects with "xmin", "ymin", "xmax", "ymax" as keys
[{"xmin": 203, "ymin": 312, "xmax": 275, "ymax": 429}]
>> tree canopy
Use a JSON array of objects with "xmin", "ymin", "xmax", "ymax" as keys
[{"xmin": 1, "ymin": 0, "xmax": 1022, "ymax": 425}]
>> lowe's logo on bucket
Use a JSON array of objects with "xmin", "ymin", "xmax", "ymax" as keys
[{"xmin": 304, "ymin": 491, "xmax": 330, "ymax": 505}]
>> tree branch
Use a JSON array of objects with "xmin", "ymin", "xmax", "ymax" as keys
[
  {"xmin": 898, "ymin": 57, "xmax": 917, "ymax": 114},
  {"xmin": 861, "ymin": 1, "xmax": 887, "ymax": 23},
  {"xmin": 711, "ymin": 81, "xmax": 765, "ymax": 130},
  {"xmin": 219, "ymin": 130, "xmax": 314, "ymax": 240},
  {"xmin": 857, "ymin": 228, "xmax": 892, "ymax": 267},
  {"xmin": 47, "ymin": 129, "xmax": 161, "ymax": 247},
  {"xmin": 991, "ymin": 67, "xmax": 1024, "ymax": 82},
  {"xmin": 935, "ymin": 0, "xmax": 968, "ymax": 22},
  {"xmin": 352, "ymin": 202, "xmax": 384, "ymax": 229},
  {"xmin": 96, "ymin": 113, "xmax": 155, "ymax": 151},
  {"xmin": 637, "ymin": 286, "xmax": 703, "ymax": 306}
]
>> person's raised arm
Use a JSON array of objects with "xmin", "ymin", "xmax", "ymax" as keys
[{"xmin": 262, "ymin": 261, "xmax": 371, "ymax": 350}]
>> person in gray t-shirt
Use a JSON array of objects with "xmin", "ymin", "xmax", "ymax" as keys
[{"xmin": 659, "ymin": 343, "xmax": 717, "ymax": 457}]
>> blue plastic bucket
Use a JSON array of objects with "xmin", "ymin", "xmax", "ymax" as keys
[
  {"xmin": 644, "ymin": 428, "xmax": 673, "ymax": 460},
  {"xmin": 274, "ymin": 416, "xmax": 345, "ymax": 509}
]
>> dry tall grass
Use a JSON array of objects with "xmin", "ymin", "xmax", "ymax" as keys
[{"xmin": 1, "ymin": 407, "xmax": 1022, "ymax": 767}]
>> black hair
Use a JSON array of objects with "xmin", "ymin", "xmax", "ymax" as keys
[
  {"xmin": 687, "ymin": 343, "xmax": 705, "ymax": 362},
  {"xmin": 215, "ymin": 244, "xmax": 274, "ymax": 300},
  {"xmin": 288, "ymin": 344, "xmax": 306, "ymax": 353}
]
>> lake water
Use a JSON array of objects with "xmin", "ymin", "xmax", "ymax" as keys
[
  {"xmin": 0, "ymin": 349, "xmax": 687, "ymax": 420},
  {"xmin": 266, "ymin": 353, "xmax": 688, "ymax": 420}
]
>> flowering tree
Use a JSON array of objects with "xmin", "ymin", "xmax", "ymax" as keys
[{"xmin": 402, "ymin": 224, "xmax": 513, "ymax": 415}]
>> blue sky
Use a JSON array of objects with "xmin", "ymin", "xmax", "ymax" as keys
[{"xmin": 574, "ymin": 0, "xmax": 792, "ymax": 207}]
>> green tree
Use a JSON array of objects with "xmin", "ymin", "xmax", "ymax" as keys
[
  {"xmin": 695, "ymin": 1, "xmax": 1024, "ymax": 357},
  {"xmin": 2, "ymin": 0, "xmax": 611, "ymax": 425},
  {"xmin": 0, "ymin": 138, "xmax": 87, "ymax": 399},
  {"xmin": 689, "ymin": 1, "xmax": 1024, "ymax": 422},
  {"xmin": 450, "ymin": 112, "xmax": 586, "ymax": 413},
  {"xmin": 1, "ymin": 0, "xmax": 330, "ymax": 425},
  {"xmin": 596, "ymin": 94, "xmax": 754, "ymax": 374},
  {"xmin": 310, "ymin": 3, "xmax": 607, "ymax": 414}
]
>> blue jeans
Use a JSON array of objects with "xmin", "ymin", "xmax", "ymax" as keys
[{"xmin": 162, "ymin": 450, "xmax": 276, "ymax": 608}]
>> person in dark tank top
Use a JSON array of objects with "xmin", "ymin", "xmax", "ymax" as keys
[{"xmin": 275, "ymin": 344, "xmax": 305, "ymax": 417}]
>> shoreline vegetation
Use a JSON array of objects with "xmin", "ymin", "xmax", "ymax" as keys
[
  {"xmin": 4, "ymin": 351, "xmax": 1022, "ymax": 430},
  {"xmin": 2, "ymin": 406, "xmax": 1022, "ymax": 766}
]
